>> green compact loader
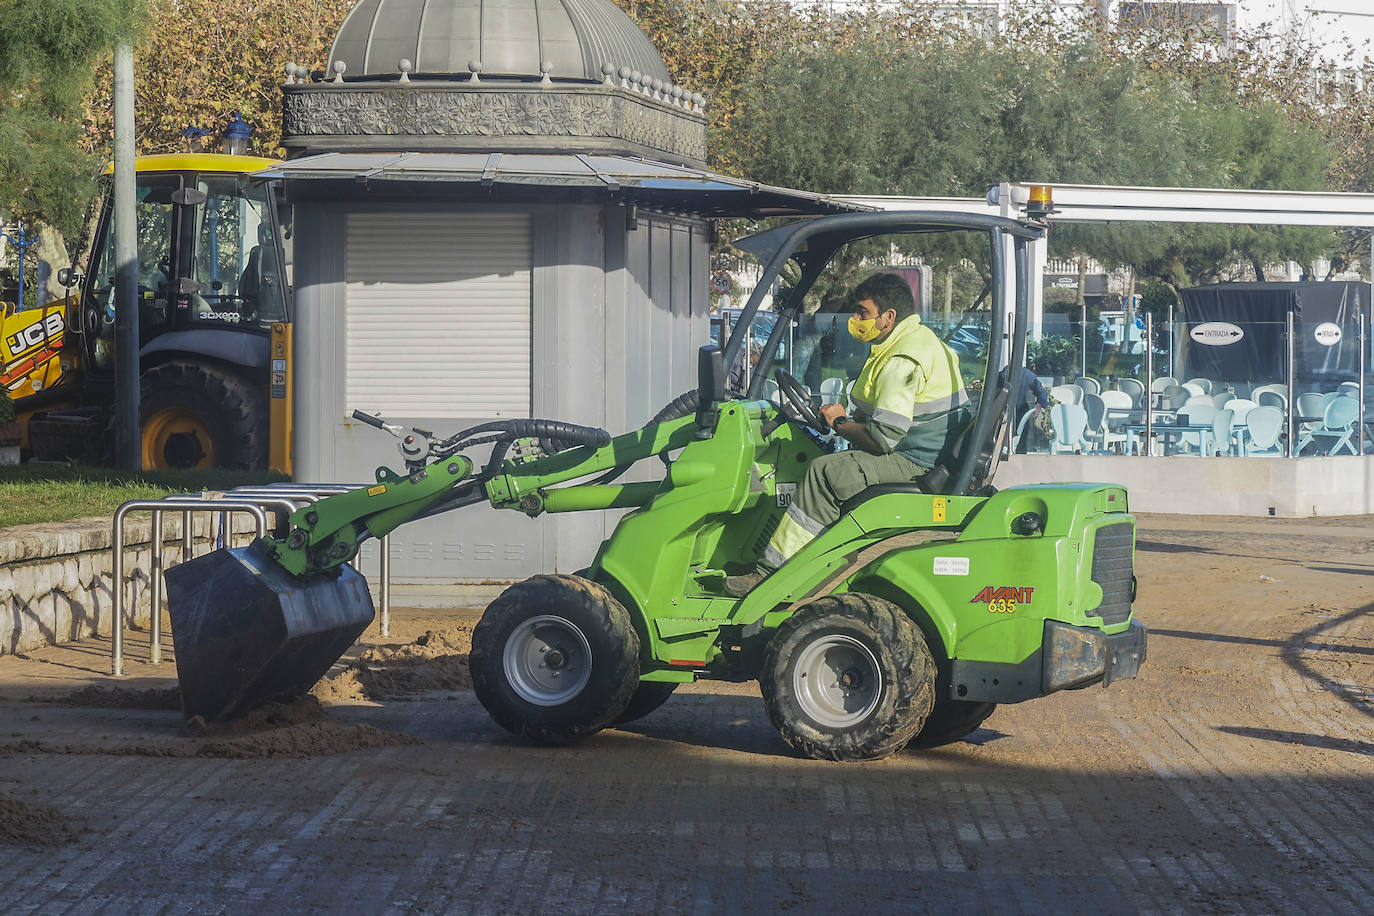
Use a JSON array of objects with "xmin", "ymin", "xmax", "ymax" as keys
[{"xmin": 163, "ymin": 210, "xmax": 1146, "ymax": 761}]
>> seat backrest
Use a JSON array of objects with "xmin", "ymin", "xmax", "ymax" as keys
[
  {"xmin": 1257, "ymin": 390, "xmax": 1286, "ymax": 409},
  {"xmin": 1051, "ymin": 403, "xmax": 1088, "ymax": 445},
  {"xmin": 1297, "ymin": 392, "xmax": 1325, "ymax": 418},
  {"xmin": 1179, "ymin": 404, "xmax": 1217, "ymax": 427},
  {"xmin": 1184, "ymin": 377, "xmax": 1212, "ymax": 394},
  {"xmin": 1182, "ymin": 382, "xmax": 1205, "ymax": 399},
  {"xmin": 1100, "ymin": 389, "xmax": 1133, "ymax": 410},
  {"xmin": 1050, "ymin": 384, "xmax": 1082, "ymax": 406},
  {"xmin": 1246, "ymin": 406, "xmax": 1283, "ymax": 448},
  {"xmin": 820, "ymin": 377, "xmax": 845, "ymax": 395},
  {"xmin": 1082, "ymin": 392, "xmax": 1106, "ymax": 431},
  {"xmin": 1212, "ymin": 391, "xmax": 1234, "ymax": 409},
  {"xmin": 1150, "ymin": 376, "xmax": 1178, "ymax": 393},
  {"xmin": 1338, "ymin": 380, "xmax": 1360, "ymax": 396},
  {"xmin": 1319, "ymin": 390, "xmax": 1343, "ymax": 410},
  {"xmin": 1116, "ymin": 377, "xmax": 1145, "ymax": 405},
  {"xmin": 1074, "ymin": 376, "xmax": 1101, "ymax": 396},
  {"xmin": 1165, "ymin": 386, "xmax": 1189, "ymax": 410},
  {"xmin": 1226, "ymin": 398, "xmax": 1256, "ymax": 424},
  {"xmin": 1324, "ymin": 396, "xmax": 1359, "ymax": 429},
  {"xmin": 1252, "ymin": 383, "xmax": 1284, "ymax": 400},
  {"xmin": 1184, "ymin": 394, "xmax": 1214, "ymax": 409},
  {"xmin": 1211, "ymin": 409, "xmax": 1233, "ymax": 453}
]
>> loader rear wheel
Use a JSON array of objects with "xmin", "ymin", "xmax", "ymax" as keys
[
  {"xmin": 761, "ymin": 593, "xmax": 935, "ymax": 762},
  {"xmin": 139, "ymin": 361, "xmax": 267, "ymax": 470},
  {"xmin": 470, "ymin": 575, "xmax": 640, "ymax": 744},
  {"xmin": 613, "ymin": 681, "xmax": 677, "ymax": 725},
  {"xmin": 907, "ymin": 699, "xmax": 997, "ymax": 749}
]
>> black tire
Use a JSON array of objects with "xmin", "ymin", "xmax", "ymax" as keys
[
  {"xmin": 469, "ymin": 574, "xmax": 640, "ymax": 744},
  {"xmin": 760, "ymin": 593, "xmax": 935, "ymax": 762},
  {"xmin": 613, "ymin": 681, "xmax": 678, "ymax": 725},
  {"xmin": 139, "ymin": 361, "xmax": 267, "ymax": 470},
  {"xmin": 907, "ymin": 698, "xmax": 997, "ymax": 749}
]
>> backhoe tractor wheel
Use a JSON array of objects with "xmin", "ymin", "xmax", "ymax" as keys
[
  {"xmin": 139, "ymin": 361, "xmax": 267, "ymax": 470},
  {"xmin": 470, "ymin": 574, "xmax": 640, "ymax": 744},
  {"xmin": 907, "ymin": 699, "xmax": 997, "ymax": 749},
  {"xmin": 613, "ymin": 681, "xmax": 678, "ymax": 725},
  {"xmin": 760, "ymin": 593, "xmax": 935, "ymax": 762}
]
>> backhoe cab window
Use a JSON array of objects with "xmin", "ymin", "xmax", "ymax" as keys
[
  {"xmin": 190, "ymin": 177, "xmax": 286, "ymax": 327},
  {"xmin": 89, "ymin": 180, "xmax": 177, "ymax": 371}
]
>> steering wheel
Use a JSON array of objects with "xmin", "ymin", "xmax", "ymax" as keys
[{"xmin": 773, "ymin": 368, "xmax": 826, "ymax": 430}]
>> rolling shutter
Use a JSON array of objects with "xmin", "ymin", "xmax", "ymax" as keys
[{"xmin": 345, "ymin": 212, "xmax": 532, "ymax": 418}]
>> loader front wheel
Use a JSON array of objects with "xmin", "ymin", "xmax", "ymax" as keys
[
  {"xmin": 907, "ymin": 699, "xmax": 996, "ymax": 749},
  {"xmin": 613, "ymin": 681, "xmax": 677, "ymax": 725},
  {"xmin": 761, "ymin": 593, "xmax": 935, "ymax": 761},
  {"xmin": 470, "ymin": 575, "xmax": 640, "ymax": 744}
]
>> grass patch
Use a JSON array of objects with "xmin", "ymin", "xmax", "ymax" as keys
[{"xmin": 0, "ymin": 467, "xmax": 288, "ymax": 528}]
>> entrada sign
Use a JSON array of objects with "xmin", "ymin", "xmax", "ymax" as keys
[{"xmin": 1189, "ymin": 322, "xmax": 1244, "ymax": 345}]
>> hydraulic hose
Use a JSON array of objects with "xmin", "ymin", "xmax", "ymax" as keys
[{"xmin": 589, "ymin": 390, "xmax": 701, "ymax": 486}]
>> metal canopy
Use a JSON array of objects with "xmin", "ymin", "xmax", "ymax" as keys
[
  {"xmin": 847, "ymin": 183, "xmax": 1374, "ymax": 227},
  {"xmin": 255, "ymin": 152, "xmax": 870, "ymax": 218}
]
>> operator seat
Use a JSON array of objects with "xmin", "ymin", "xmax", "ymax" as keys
[{"xmin": 838, "ymin": 377, "xmax": 1012, "ymax": 511}]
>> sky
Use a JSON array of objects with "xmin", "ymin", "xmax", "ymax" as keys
[{"xmin": 1239, "ymin": 1, "xmax": 1374, "ymax": 62}]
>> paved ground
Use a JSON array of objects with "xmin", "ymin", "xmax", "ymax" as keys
[{"xmin": 0, "ymin": 513, "xmax": 1371, "ymax": 914}]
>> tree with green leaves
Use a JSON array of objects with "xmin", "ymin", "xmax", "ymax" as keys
[{"xmin": 0, "ymin": 0, "xmax": 143, "ymax": 235}]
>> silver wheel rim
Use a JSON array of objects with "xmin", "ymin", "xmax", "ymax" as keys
[
  {"xmin": 503, "ymin": 615, "xmax": 593, "ymax": 706},
  {"xmin": 792, "ymin": 634, "xmax": 882, "ymax": 728}
]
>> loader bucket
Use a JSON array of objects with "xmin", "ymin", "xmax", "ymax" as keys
[{"xmin": 163, "ymin": 539, "xmax": 375, "ymax": 723}]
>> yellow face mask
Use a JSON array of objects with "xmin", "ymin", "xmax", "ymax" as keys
[{"xmin": 848, "ymin": 313, "xmax": 884, "ymax": 343}]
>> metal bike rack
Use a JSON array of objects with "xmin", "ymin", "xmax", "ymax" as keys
[
  {"xmin": 111, "ymin": 499, "xmax": 267, "ymax": 677},
  {"xmin": 109, "ymin": 483, "xmax": 394, "ymax": 676}
]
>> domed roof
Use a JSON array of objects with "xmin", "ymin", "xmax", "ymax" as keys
[{"xmin": 329, "ymin": 0, "xmax": 672, "ymax": 83}]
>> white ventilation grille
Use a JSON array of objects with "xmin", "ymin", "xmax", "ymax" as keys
[{"xmin": 345, "ymin": 212, "xmax": 532, "ymax": 418}]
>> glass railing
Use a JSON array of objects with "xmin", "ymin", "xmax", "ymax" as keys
[{"xmin": 1019, "ymin": 313, "xmax": 1370, "ymax": 458}]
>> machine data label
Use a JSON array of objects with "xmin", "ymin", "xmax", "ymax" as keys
[
  {"xmin": 367, "ymin": 484, "xmax": 387, "ymax": 497},
  {"xmin": 933, "ymin": 556, "xmax": 969, "ymax": 576},
  {"xmin": 775, "ymin": 483, "xmax": 797, "ymax": 508}
]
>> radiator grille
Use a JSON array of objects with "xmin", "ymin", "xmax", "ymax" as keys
[{"xmin": 1090, "ymin": 522, "xmax": 1135, "ymax": 625}]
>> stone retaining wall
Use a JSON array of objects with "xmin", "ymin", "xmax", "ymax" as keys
[{"xmin": 1, "ymin": 513, "xmax": 264, "ymax": 658}]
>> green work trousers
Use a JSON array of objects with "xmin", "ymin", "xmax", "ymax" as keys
[{"xmin": 761, "ymin": 450, "xmax": 926, "ymax": 570}]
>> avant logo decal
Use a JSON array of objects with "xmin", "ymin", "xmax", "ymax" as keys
[{"xmin": 970, "ymin": 586, "xmax": 1035, "ymax": 604}]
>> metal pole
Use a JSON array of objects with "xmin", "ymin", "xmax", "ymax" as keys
[
  {"xmin": 1144, "ymin": 313, "xmax": 1154, "ymax": 457},
  {"xmin": 113, "ymin": 42, "xmax": 141, "ymax": 469},
  {"xmin": 1286, "ymin": 310, "xmax": 1296, "ymax": 458},
  {"xmin": 1080, "ymin": 300, "xmax": 1087, "ymax": 379},
  {"xmin": 149, "ymin": 509, "xmax": 163, "ymax": 664},
  {"xmin": 1359, "ymin": 309, "xmax": 1366, "ymax": 456},
  {"xmin": 379, "ymin": 535, "xmax": 391, "ymax": 639},
  {"xmin": 1167, "ymin": 302, "xmax": 1175, "ymax": 382}
]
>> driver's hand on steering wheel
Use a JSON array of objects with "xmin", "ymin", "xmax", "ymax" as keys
[{"xmin": 819, "ymin": 403, "xmax": 849, "ymax": 432}]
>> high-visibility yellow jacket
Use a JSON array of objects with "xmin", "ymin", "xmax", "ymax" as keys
[{"xmin": 849, "ymin": 315, "xmax": 970, "ymax": 468}]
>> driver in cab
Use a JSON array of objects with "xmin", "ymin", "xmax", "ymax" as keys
[{"xmin": 725, "ymin": 272, "xmax": 970, "ymax": 596}]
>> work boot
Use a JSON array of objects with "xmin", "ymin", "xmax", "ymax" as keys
[{"xmin": 722, "ymin": 566, "xmax": 769, "ymax": 598}]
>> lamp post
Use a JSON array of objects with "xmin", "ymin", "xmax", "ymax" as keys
[{"xmin": 0, "ymin": 221, "xmax": 40, "ymax": 310}]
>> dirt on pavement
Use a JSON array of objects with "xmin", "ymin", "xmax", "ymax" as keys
[{"xmin": 0, "ymin": 512, "xmax": 1370, "ymax": 910}]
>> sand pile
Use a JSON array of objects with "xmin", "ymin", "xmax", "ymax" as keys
[
  {"xmin": 5, "ymin": 696, "xmax": 420, "ymax": 760},
  {"xmin": 0, "ymin": 794, "xmax": 81, "ymax": 847},
  {"xmin": 313, "ymin": 626, "xmax": 474, "ymax": 704},
  {"xmin": 37, "ymin": 685, "xmax": 181, "ymax": 710}
]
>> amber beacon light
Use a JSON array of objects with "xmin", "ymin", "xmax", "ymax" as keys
[{"xmin": 1025, "ymin": 184, "xmax": 1057, "ymax": 220}]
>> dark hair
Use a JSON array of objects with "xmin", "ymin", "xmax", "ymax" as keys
[{"xmin": 852, "ymin": 272, "xmax": 915, "ymax": 321}]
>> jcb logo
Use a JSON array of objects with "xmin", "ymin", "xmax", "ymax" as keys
[{"xmin": 7, "ymin": 312, "xmax": 64, "ymax": 357}]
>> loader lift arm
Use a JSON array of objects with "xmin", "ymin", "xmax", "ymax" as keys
[{"xmin": 263, "ymin": 411, "xmax": 699, "ymax": 579}]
